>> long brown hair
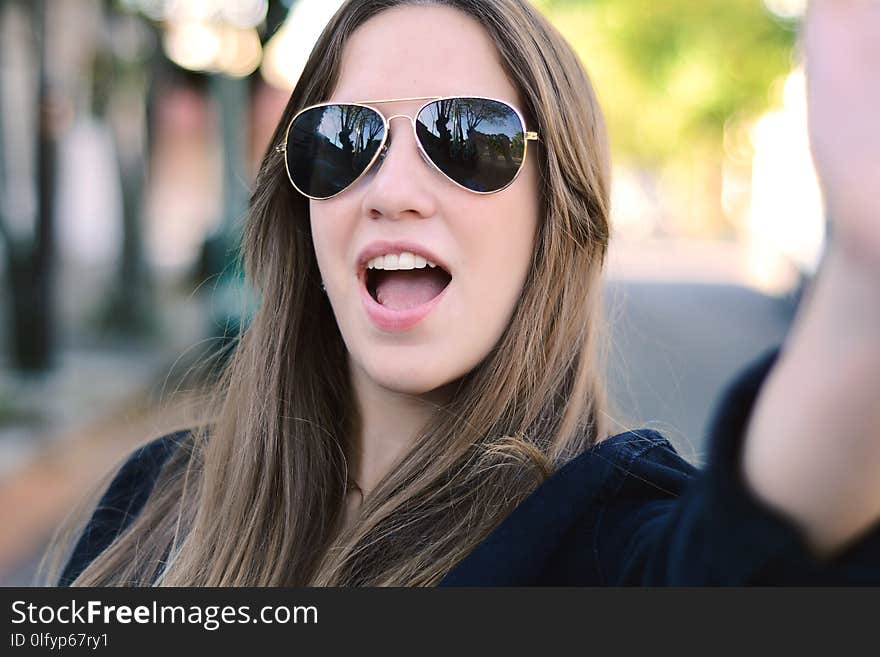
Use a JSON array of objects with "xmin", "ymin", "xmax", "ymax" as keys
[{"xmin": 43, "ymin": 0, "xmax": 618, "ymax": 586}]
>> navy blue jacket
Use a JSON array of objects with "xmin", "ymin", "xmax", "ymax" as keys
[{"xmin": 58, "ymin": 346, "xmax": 880, "ymax": 586}]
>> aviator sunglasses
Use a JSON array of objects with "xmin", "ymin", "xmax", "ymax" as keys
[{"xmin": 276, "ymin": 95, "xmax": 540, "ymax": 199}]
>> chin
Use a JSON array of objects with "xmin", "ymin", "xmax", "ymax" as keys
[{"xmin": 371, "ymin": 369, "xmax": 451, "ymax": 397}]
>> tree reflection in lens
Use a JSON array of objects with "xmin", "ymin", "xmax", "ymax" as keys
[
  {"xmin": 416, "ymin": 98, "xmax": 525, "ymax": 192},
  {"xmin": 288, "ymin": 104, "xmax": 385, "ymax": 198}
]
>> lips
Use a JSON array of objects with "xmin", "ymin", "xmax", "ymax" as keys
[{"xmin": 353, "ymin": 240, "xmax": 454, "ymax": 332}]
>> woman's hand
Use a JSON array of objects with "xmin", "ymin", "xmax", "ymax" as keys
[
  {"xmin": 804, "ymin": 0, "xmax": 880, "ymax": 266},
  {"xmin": 740, "ymin": 0, "xmax": 880, "ymax": 560}
]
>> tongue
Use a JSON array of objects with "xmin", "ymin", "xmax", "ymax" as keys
[{"xmin": 375, "ymin": 269, "xmax": 448, "ymax": 310}]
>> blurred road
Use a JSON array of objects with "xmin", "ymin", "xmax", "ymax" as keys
[{"xmin": 604, "ymin": 280, "xmax": 795, "ymax": 466}]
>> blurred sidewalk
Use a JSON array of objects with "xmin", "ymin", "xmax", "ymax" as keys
[
  {"xmin": 0, "ymin": 383, "xmax": 194, "ymax": 585},
  {"xmin": 0, "ymin": 265, "xmax": 214, "ymax": 585},
  {"xmin": 605, "ymin": 236, "xmax": 802, "ymax": 295}
]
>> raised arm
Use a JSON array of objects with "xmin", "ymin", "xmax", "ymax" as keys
[{"xmin": 740, "ymin": 0, "xmax": 880, "ymax": 559}]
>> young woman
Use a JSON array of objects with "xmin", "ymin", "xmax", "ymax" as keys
[{"xmin": 48, "ymin": 0, "xmax": 879, "ymax": 586}]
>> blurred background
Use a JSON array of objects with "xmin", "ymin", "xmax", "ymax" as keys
[{"xmin": 0, "ymin": 0, "xmax": 821, "ymax": 584}]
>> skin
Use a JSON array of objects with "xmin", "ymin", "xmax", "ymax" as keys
[
  {"xmin": 741, "ymin": 0, "xmax": 880, "ymax": 558},
  {"xmin": 308, "ymin": 6, "xmax": 540, "ymax": 507}
]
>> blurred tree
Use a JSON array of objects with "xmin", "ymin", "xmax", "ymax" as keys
[
  {"xmin": 194, "ymin": 0, "xmax": 292, "ymax": 349},
  {"xmin": 536, "ymin": 0, "xmax": 799, "ymax": 235},
  {"xmin": 194, "ymin": 0, "xmax": 293, "ymax": 292},
  {"xmin": 196, "ymin": 72, "xmax": 251, "ymax": 350},
  {"xmin": 0, "ymin": 0, "xmax": 59, "ymax": 372},
  {"xmin": 86, "ymin": 0, "xmax": 161, "ymax": 340}
]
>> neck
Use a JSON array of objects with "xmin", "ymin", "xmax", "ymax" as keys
[{"xmin": 347, "ymin": 360, "xmax": 455, "ymax": 497}]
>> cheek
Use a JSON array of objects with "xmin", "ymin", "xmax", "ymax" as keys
[
  {"xmin": 487, "ymin": 175, "xmax": 539, "ymax": 277},
  {"xmin": 309, "ymin": 202, "xmax": 351, "ymax": 282},
  {"xmin": 460, "ymin": 194, "xmax": 537, "ymax": 323},
  {"xmin": 309, "ymin": 220, "xmax": 326, "ymax": 267},
  {"xmin": 308, "ymin": 202, "xmax": 327, "ymax": 261}
]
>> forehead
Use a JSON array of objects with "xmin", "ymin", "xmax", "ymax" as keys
[{"xmin": 330, "ymin": 5, "xmax": 521, "ymax": 108}]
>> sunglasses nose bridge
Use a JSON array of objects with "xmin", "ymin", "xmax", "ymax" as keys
[
  {"xmin": 385, "ymin": 113, "xmax": 417, "ymax": 134},
  {"xmin": 380, "ymin": 113, "xmax": 430, "ymax": 165}
]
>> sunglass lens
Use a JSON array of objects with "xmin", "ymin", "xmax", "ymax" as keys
[
  {"xmin": 416, "ymin": 98, "xmax": 527, "ymax": 193},
  {"xmin": 286, "ymin": 104, "xmax": 385, "ymax": 198}
]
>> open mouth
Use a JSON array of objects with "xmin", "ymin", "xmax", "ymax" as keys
[{"xmin": 365, "ymin": 266, "xmax": 453, "ymax": 311}]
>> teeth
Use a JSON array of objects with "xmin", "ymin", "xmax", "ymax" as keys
[{"xmin": 367, "ymin": 251, "xmax": 439, "ymax": 270}]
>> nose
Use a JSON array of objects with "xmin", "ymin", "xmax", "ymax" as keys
[{"xmin": 360, "ymin": 115, "xmax": 437, "ymax": 220}]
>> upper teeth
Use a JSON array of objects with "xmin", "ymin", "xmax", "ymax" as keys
[{"xmin": 367, "ymin": 251, "xmax": 439, "ymax": 270}]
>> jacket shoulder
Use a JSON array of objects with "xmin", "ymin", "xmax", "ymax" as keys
[
  {"xmin": 592, "ymin": 427, "xmax": 681, "ymax": 461},
  {"xmin": 57, "ymin": 428, "xmax": 193, "ymax": 586},
  {"xmin": 589, "ymin": 428, "xmax": 699, "ymax": 501},
  {"xmin": 438, "ymin": 427, "xmax": 694, "ymax": 585}
]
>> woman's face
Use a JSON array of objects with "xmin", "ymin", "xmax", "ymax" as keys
[{"xmin": 309, "ymin": 5, "xmax": 540, "ymax": 397}]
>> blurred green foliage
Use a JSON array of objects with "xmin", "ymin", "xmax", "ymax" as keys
[{"xmin": 535, "ymin": 0, "xmax": 799, "ymax": 166}]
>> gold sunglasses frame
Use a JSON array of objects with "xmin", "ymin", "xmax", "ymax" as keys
[{"xmin": 275, "ymin": 95, "xmax": 540, "ymax": 200}]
